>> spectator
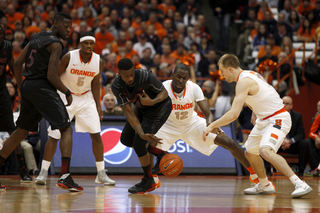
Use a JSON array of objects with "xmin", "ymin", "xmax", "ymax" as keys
[
  {"xmin": 4, "ymin": 28, "xmax": 13, "ymax": 42},
  {"xmin": 262, "ymin": 10, "xmax": 278, "ymax": 35},
  {"xmin": 103, "ymin": 17, "xmax": 118, "ymax": 39},
  {"xmin": 252, "ymin": 23, "xmax": 269, "ymax": 51},
  {"xmin": 307, "ymin": 11, "xmax": 318, "ymax": 29},
  {"xmin": 169, "ymin": 44, "xmax": 186, "ymax": 60},
  {"xmin": 67, "ymin": 31, "xmax": 80, "ymax": 50},
  {"xmin": 133, "ymin": 33, "xmax": 156, "ymax": 58},
  {"xmin": 237, "ymin": 20, "xmax": 254, "ymax": 58},
  {"xmin": 98, "ymin": 7, "xmax": 110, "ymax": 21},
  {"xmin": 20, "ymin": 132, "xmax": 40, "ymax": 175},
  {"xmin": 125, "ymin": 40, "xmax": 138, "ymax": 59},
  {"xmin": 5, "ymin": 4, "xmax": 24, "ymax": 30},
  {"xmin": 179, "ymin": 0, "xmax": 201, "ymax": 17},
  {"xmin": 198, "ymin": 49, "xmax": 219, "ymax": 77},
  {"xmin": 103, "ymin": 94, "xmax": 124, "ymax": 116},
  {"xmin": 277, "ymin": 12, "xmax": 293, "ymax": 36},
  {"xmin": 11, "ymin": 41, "xmax": 22, "ymax": 61},
  {"xmin": 297, "ymin": 18, "xmax": 316, "ymax": 41},
  {"xmin": 256, "ymin": 43, "xmax": 278, "ymax": 69},
  {"xmin": 111, "ymin": 0, "xmax": 126, "ymax": 18},
  {"xmin": 13, "ymin": 20, "xmax": 23, "ymax": 33},
  {"xmin": 190, "ymin": 42, "xmax": 202, "ymax": 72},
  {"xmin": 147, "ymin": 12, "xmax": 164, "ymax": 31},
  {"xmin": 277, "ymin": 96, "xmax": 309, "ymax": 177},
  {"xmin": 280, "ymin": 0, "xmax": 292, "ymax": 21},
  {"xmin": 315, "ymin": 0, "xmax": 320, "ymax": 21},
  {"xmin": 183, "ymin": 5, "xmax": 197, "ymax": 27},
  {"xmin": 199, "ymin": 32, "xmax": 213, "ymax": 58},
  {"xmin": 22, "ymin": 16, "xmax": 32, "ymax": 33},
  {"xmin": 257, "ymin": 1, "xmax": 273, "ymax": 21},
  {"xmin": 173, "ymin": 11, "xmax": 183, "ymax": 28},
  {"xmin": 159, "ymin": 44, "xmax": 174, "ymax": 67},
  {"xmin": 94, "ymin": 21, "xmax": 115, "ymax": 55},
  {"xmin": 117, "ymin": 31, "xmax": 127, "ymax": 48},
  {"xmin": 297, "ymin": 0, "xmax": 315, "ymax": 17},
  {"xmin": 287, "ymin": 10, "xmax": 301, "ymax": 34},
  {"xmin": 213, "ymin": 81, "xmax": 231, "ymax": 118},
  {"xmin": 110, "ymin": 9, "xmax": 121, "ymax": 30},
  {"xmin": 202, "ymin": 80, "xmax": 215, "ymax": 99},
  {"xmin": 78, "ymin": 0, "xmax": 97, "ymax": 19},
  {"xmin": 274, "ymin": 23, "xmax": 293, "ymax": 46},
  {"xmin": 257, "ymin": 35, "xmax": 282, "ymax": 59},
  {"xmin": 140, "ymin": 48, "xmax": 155, "ymax": 69},
  {"xmin": 153, "ymin": 53, "xmax": 161, "ymax": 70},
  {"xmin": 197, "ymin": 14, "xmax": 211, "ymax": 36},
  {"xmin": 13, "ymin": 31, "xmax": 28, "ymax": 48},
  {"xmin": 127, "ymin": 27, "xmax": 138, "ymax": 44},
  {"xmin": 70, "ymin": 9, "xmax": 81, "ymax": 30},
  {"xmin": 183, "ymin": 26, "xmax": 200, "ymax": 50},
  {"xmin": 312, "ymin": 100, "xmax": 320, "ymax": 122},
  {"xmin": 158, "ymin": 62, "xmax": 171, "ymax": 77},
  {"xmin": 147, "ymin": 24, "xmax": 161, "ymax": 50},
  {"xmin": 241, "ymin": 0, "xmax": 260, "ymax": 21},
  {"xmin": 146, "ymin": 0, "xmax": 165, "ymax": 22},
  {"xmin": 38, "ymin": 21, "xmax": 48, "ymax": 32},
  {"xmin": 6, "ymin": 81, "xmax": 19, "ymax": 112},
  {"xmin": 120, "ymin": 18, "xmax": 131, "ymax": 33}
]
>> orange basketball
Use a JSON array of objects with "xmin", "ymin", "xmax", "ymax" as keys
[{"xmin": 159, "ymin": 154, "xmax": 183, "ymax": 177}]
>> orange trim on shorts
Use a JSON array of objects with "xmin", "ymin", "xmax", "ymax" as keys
[
  {"xmin": 271, "ymin": 133, "xmax": 278, "ymax": 140},
  {"xmin": 242, "ymin": 130, "xmax": 251, "ymax": 134},
  {"xmin": 71, "ymin": 90, "xmax": 90, "ymax": 96},
  {"xmin": 262, "ymin": 107, "xmax": 286, "ymax": 120}
]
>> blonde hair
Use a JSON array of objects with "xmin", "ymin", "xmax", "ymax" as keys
[{"xmin": 218, "ymin": 54, "xmax": 240, "ymax": 69}]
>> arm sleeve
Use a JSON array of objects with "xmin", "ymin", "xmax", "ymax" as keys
[
  {"xmin": 193, "ymin": 82, "xmax": 205, "ymax": 102},
  {"xmin": 309, "ymin": 113, "xmax": 320, "ymax": 140}
]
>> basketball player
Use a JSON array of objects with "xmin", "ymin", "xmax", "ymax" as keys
[
  {"xmin": 112, "ymin": 58, "xmax": 172, "ymax": 194},
  {"xmin": 0, "ymin": 13, "xmax": 78, "ymax": 191},
  {"xmin": 0, "ymin": 26, "xmax": 33, "ymax": 187},
  {"xmin": 203, "ymin": 54, "xmax": 312, "ymax": 198},
  {"xmin": 153, "ymin": 63, "xmax": 259, "ymax": 184},
  {"xmin": 35, "ymin": 31, "xmax": 116, "ymax": 188}
]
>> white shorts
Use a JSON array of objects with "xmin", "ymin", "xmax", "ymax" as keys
[
  {"xmin": 245, "ymin": 111, "xmax": 292, "ymax": 155},
  {"xmin": 48, "ymin": 91, "xmax": 101, "ymax": 139},
  {"xmin": 155, "ymin": 117, "xmax": 218, "ymax": 156}
]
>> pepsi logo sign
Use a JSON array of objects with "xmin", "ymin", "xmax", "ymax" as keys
[{"xmin": 101, "ymin": 128, "xmax": 132, "ymax": 165}]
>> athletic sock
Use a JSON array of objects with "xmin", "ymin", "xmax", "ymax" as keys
[
  {"xmin": 289, "ymin": 175, "xmax": 303, "ymax": 185},
  {"xmin": 41, "ymin": 160, "xmax": 51, "ymax": 171},
  {"xmin": 61, "ymin": 157, "xmax": 70, "ymax": 174},
  {"xmin": 246, "ymin": 166, "xmax": 258, "ymax": 180},
  {"xmin": 147, "ymin": 145, "xmax": 167, "ymax": 157},
  {"xmin": 259, "ymin": 177, "xmax": 269, "ymax": 187},
  {"xmin": 96, "ymin": 161, "xmax": 105, "ymax": 172},
  {"xmin": 142, "ymin": 164, "xmax": 153, "ymax": 179}
]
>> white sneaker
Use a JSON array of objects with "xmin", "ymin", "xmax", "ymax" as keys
[
  {"xmin": 244, "ymin": 182, "xmax": 276, "ymax": 195},
  {"xmin": 291, "ymin": 181, "xmax": 313, "ymax": 198},
  {"xmin": 35, "ymin": 169, "xmax": 48, "ymax": 185},
  {"xmin": 95, "ymin": 170, "xmax": 116, "ymax": 186}
]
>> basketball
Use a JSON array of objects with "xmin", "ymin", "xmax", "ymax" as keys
[{"xmin": 159, "ymin": 154, "xmax": 183, "ymax": 177}]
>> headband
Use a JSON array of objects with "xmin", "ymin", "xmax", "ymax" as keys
[{"xmin": 80, "ymin": 36, "xmax": 96, "ymax": 43}]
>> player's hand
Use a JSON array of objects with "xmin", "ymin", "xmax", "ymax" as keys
[
  {"xmin": 138, "ymin": 90, "xmax": 154, "ymax": 106},
  {"xmin": 211, "ymin": 127, "xmax": 222, "ymax": 135},
  {"xmin": 203, "ymin": 126, "xmax": 213, "ymax": 142},
  {"xmin": 141, "ymin": 133, "xmax": 163, "ymax": 144},
  {"xmin": 66, "ymin": 94, "xmax": 73, "ymax": 106},
  {"xmin": 282, "ymin": 138, "xmax": 291, "ymax": 149}
]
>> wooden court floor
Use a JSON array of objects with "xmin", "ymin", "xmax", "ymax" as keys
[{"xmin": 0, "ymin": 175, "xmax": 319, "ymax": 213}]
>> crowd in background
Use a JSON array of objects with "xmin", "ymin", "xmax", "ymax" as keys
[{"xmin": 1, "ymin": 0, "xmax": 320, "ymax": 176}]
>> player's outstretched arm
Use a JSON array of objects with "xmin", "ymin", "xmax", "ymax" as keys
[
  {"xmin": 197, "ymin": 100, "xmax": 214, "ymax": 126},
  {"xmin": 122, "ymin": 103, "xmax": 162, "ymax": 144},
  {"xmin": 13, "ymin": 43, "xmax": 29, "ymax": 89}
]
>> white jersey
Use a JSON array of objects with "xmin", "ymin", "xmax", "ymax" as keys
[
  {"xmin": 163, "ymin": 80, "xmax": 205, "ymax": 128},
  {"xmin": 238, "ymin": 70, "xmax": 284, "ymax": 119},
  {"xmin": 61, "ymin": 49, "xmax": 100, "ymax": 94}
]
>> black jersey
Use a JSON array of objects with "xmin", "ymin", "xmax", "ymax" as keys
[
  {"xmin": 112, "ymin": 69, "xmax": 164, "ymax": 109},
  {"xmin": 0, "ymin": 40, "xmax": 13, "ymax": 89},
  {"xmin": 23, "ymin": 31, "xmax": 63, "ymax": 80}
]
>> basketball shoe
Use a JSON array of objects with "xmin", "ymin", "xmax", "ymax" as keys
[
  {"xmin": 95, "ymin": 170, "xmax": 116, "ymax": 186},
  {"xmin": 152, "ymin": 152, "xmax": 169, "ymax": 174},
  {"xmin": 152, "ymin": 174, "xmax": 161, "ymax": 189},
  {"xmin": 291, "ymin": 181, "xmax": 313, "ymax": 198},
  {"xmin": 20, "ymin": 166, "xmax": 33, "ymax": 182},
  {"xmin": 35, "ymin": 169, "xmax": 48, "ymax": 185},
  {"xmin": 244, "ymin": 181, "xmax": 276, "ymax": 195},
  {"xmin": 128, "ymin": 178, "xmax": 156, "ymax": 194},
  {"xmin": 56, "ymin": 173, "xmax": 83, "ymax": 192},
  {"xmin": 0, "ymin": 182, "xmax": 6, "ymax": 190}
]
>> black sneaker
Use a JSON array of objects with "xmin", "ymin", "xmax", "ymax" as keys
[
  {"xmin": 128, "ymin": 178, "xmax": 156, "ymax": 194},
  {"xmin": 0, "ymin": 182, "xmax": 6, "ymax": 190},
  {"xmin": 152, "ymin": 152, "xmax": 169, "ymax": 174},
  {"xmin": 20, "ymin": 167, "xmax": 33, "ymax": 182},
  {"xmin": 56, "ymin": 173, "xmax": 83, "ymax": 192}
]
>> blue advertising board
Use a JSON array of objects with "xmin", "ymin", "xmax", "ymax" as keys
[{"xmin": 52, "ymin": 120, "xmax": 239, "ymax": 174}]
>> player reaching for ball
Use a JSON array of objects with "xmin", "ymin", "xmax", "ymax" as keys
[
  {"xmin": 153, "ymin": 63, "xmax": 259, "ymax": 185},
  {"xmin": 112, "ymin": 58, "xmax": 172, "ymax": 194}
]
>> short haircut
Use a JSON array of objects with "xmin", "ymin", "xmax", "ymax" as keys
[
  {"xmin": 103, "ymin": 93, "xmax": 116, "ymax": 102},
  {"xmin": 80, "ymin": 31, "xmax": 95, "ymax": 38},
  {"xmin": 53, "ymin": 12, "xmax": 72, "ymax": 23},
  {"xmin": 173, "ymin": 63, "xmax": 190, "ymax": 75},
  {"xmin": 118, "ymin": 58, "xmax": 133, "ymax": 70},
  {"xmin": 218, "ymin": 54, "xmax": 240, "ymax": 69}
]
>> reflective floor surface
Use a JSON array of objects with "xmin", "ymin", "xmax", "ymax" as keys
[{"xmin": 0, "ymin": 175, "xmax": 319, "ymax": 213}]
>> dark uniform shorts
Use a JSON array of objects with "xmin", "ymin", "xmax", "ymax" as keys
[
  {"xmin": 0, "ymin": 87, "xmax": 16, "ymax": 132},
  {"xmin": 16, "ymin": 79, "xmax": 71, "ymax": 132}
]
